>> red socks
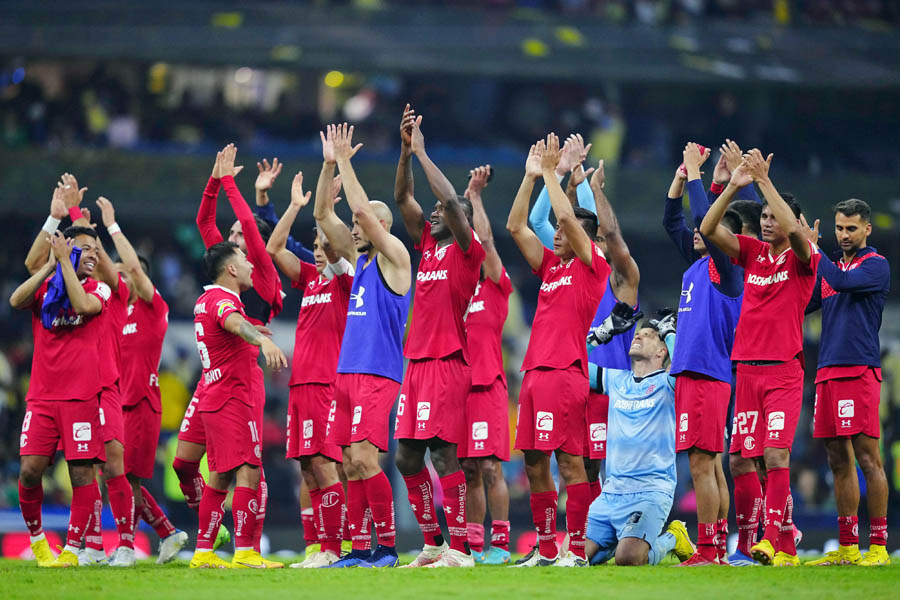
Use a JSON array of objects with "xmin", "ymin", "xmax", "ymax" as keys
[
  {"xmin": 140, "ymin": 486, "xmax": 176, "ymax": 539},
  {"xmin": 697, "ymin": 522, "xmax": 718, "ymax": 561},
  {"xmin": 347, "ymin": 479, "xmax": 372, "ymax": 551},
  {"xmin": 363, "ymin": 471, "xmax": 396, "ymax": 547},
  {"xmin": 172, "ymin": 458, "xmax": 205, "ymax": 511},
  {"xmin": 106, "ymin": 474, "xmax": 135, "ymax": 549},
  {"xmin": 402, "ymin": 470, "xmax": 441, "ymax": 546},
  {"xmin": 18, "ymin": 481, "xmax": 43, "ymax": 537},
  {"xmin": 870, "ymin": 517, "xmax": 888, "ymax": 546},
  {"xmin": 491, "ymin": 520, "xmax": 510, "ymax": 551},
  {"xmin": 589, "ymin": 480, "xmax": 602, "ymax": 502},
  {"xmin": 318, "ymin": 482, "xmax": 346, "ymax": 555},
  {"xmin": 67, "ymin": 482, "xmax": 101, "ymax": 549},
  {"xmin": 85, "ymin": 480, "xmax": 105, "ymax": 551},
  {"xmin": 778, "ymin": 494, "xmax": 796, "ymax": 554},
  {"xmin": 763, "ymin": 467, "xmax": 790, "ymax": 546},
  {"xmin": 838, "ymin": 515, "xmax": 859, "ymax": 546},
  {"xmin": 232, "ymin": 486, "xmax": 258, "ymax": 550},
  {"xmin": 530, "ymin": 490, "xmax": 558, "ymax": 559},
  {"xmin": 564, "ymin": 482, "xmax": 590, "ymax": 559},
  {"xmin": 467, "ymin": 523, "xmax": 485, "ymax": 553},
  {"xmin": 251, "ymin": 478, "xmax": 267, "ymax": 553},
  {"xmin": 195, "ymin": 486, "xmax": 227, "ymax": 552},
  {"xmin": 716, "ymin": 518, "xmax": 728, "ymax": 562},
  {"xmin": 733, "ymin": 471, "xmax": 763, "ymax": 556},
  {"xmin": 440, "ymin": 471, "xmax": 468, "ymax": 553},
  {"xmin": 301, "ymin": 506, "xmax": 319, "ymax": 548}
]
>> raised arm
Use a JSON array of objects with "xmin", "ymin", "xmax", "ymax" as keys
[
  {"xmin": 588, "ymin": 159, "xmax": 639, "ymax": 301},
  {"xmin": 253, "ymin": 157, "xmax": 315, "ymax": 263},
  {"xmin": 663, "ymin": 168, "xmax": 695, "ymax": 263},
  {"xmin": 197, "ymin": 155, "xmax": 224, "ymax": 248},
  {"xmin": 51, "ymin": 232, "xmax": 102, "ymax": 315},
  {"xmin": 528, "ymin": 134, "xmax": 592, "ymax": 248},
  {"xmin": 743, "ymin": 149, "xmax": 812, "ymax": 262},
  {"xmin": 466, "ymin": 165, "xmax": 503, "ymax": 283},
  {"xmin": 507, "ymin": 143, "xmax": 546, "ymax": 272},
  {"xmin": 10, "ymin": 256, "xmax": 56, "ymax": 310},
  {"xmin": 408, "ymin": 112, "xmax": 472, "ymax": 251},
  {"xmin": 394, "ymin": 104, "xmax": 426, "ymax": 244},
  {"xmin": 25, "ymin": 185, "xmax": 70, "ymax": 275},
  {"xmin": 542, "ymin": 134, "xmax": 593, "ymax": 266},
  {"xmin": 312, "ymin": 140, "xmax": 356, "ymax": 263},
  {"xmin": 266, "ymin": 173, "xmax": 309, "ymax": 283},
  {"xmin": 223, "ymin": 312, "xmax": 288, "ymax": 371},
  {"xmin": 699, "ymin": 158, "xmax": 752, "ymax": 259},
  {"xmin": 95, "ymin": 197, "xmax": 154, "ymax": 302}
]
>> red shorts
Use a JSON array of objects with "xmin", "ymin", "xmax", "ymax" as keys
[
  {"xmin": 20, "ymin": 397, "xmax": 106, "ymax": 462},
  {"xmin": 287, "ymin": 383, "xmax": 342, "ymax": 462},
  {"xmin": 178, "ymin": 381, "xmax": 208, "ymax": 446},
  {"xmin": 124, "ymin": 397, "xmax": 162, "ymax": 479},
  {"xmin": 100, "ymin": 385, "xmax": 125, "ymax": 445},
  {"xmin": 729, "ymin": 361, "xmax": 803, "ymax": 458},
  {"xmin": 515, "ymin": 365, "xmax": 588, "ymax": 456},
  {"xmin": 394, "ymin": 355, "xmax": 472, "ymax": 446},
  {"xmin": 583, "ymin": 392, "xmax": 610, "ymax": 460},
  {"xmin": 328, "ymin": 373, "xmax": 400, "ymax": 451},
  {"xmin": 459, "ymin": 378, "xmax": 510, "ymax": 461},
  {"xmin": 814, "ymin": 368, "xmax": 882, "ymax": 439},
  {"xmin": 251, "ymin": 364, "xmax": 265, "ymax": 445},
  {"xmin": 200, "ymin": 400, "xmax": 261, "ymax": 473},
  {"xmin": 675, "ymin": 373, "xmax": 730, "ymax": 454}
]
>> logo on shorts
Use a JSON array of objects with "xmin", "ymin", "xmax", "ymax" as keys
[
  {"xmin": 417, "ymin": 402, "xmax": 431, "ymax": 421},
  {"xmin": 590, "ymin": 423, "xmax": 606, "ymax": 442},
  {"xmin": 20, "ymin": 434, "xmax": 27, "ymax": 448},
  {"xmin": 78, "ymin": 443, "xmax": 89, "ymax": 452},
  {"xmin": 744, "ymin": 436, "xmax": 756, "ymax": 451},
  {"xmin": 679, "ymin": 413, "xmax": 689, "ymax": 433},
  {"xmin": 322, "ymin": 491, "xmax": 341, "ymax": 508},
  {"xmin": 474, "ymin": 442, "xmax": 485, "ymax": 450},
  {"xmin": 353, "ymin": 406, "xmax": 363, "ymax": 425},
  {"xmin": 303, "ymin": 419, "xmax": 314, "ymax": 439},
  {"xmin": 472, "ymin": 421, "xmax": 488, "ymax": 441},
  {"xmin": 254, "ymin": 444, "xmax": 261, "ymax": 459},
  {"xmin": 536, "ymin": 411, "xmax": 554, "ymax": 432},
  {"xmin": 838, "ymin": 399, "xmax": 855, "ymax": 418},
  {"xmin": 249, "ymin": 499, "xmax": 259, "ymax": 513},
  {"xmin": 73, "ymin": 422, "xmax": 92, "ymax": 442},
  {"xmin": 768, "ymin": 411, "xmax": 785, "ymax": 431}
]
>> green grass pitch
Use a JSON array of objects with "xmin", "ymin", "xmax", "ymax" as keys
[{"xmin": 2, "ymin": 556, "xmax": 897, "ymax": 600}]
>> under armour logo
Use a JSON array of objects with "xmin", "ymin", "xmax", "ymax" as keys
[
  {"xmin": 681, "ymin": 281, "xmax": 694, "ymax": 304},
  {"xmin": 351, "ymin": 285, "xmax": 366, "ymax": 309}
]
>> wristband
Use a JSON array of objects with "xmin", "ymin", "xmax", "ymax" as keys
[
  {"xmin": 42, "ymin": 215, "xmax": 61, "ymax": 234},
  {"xmin": 107, "ymin": 223, "xmax": 122, "ymax": 236},
  {"xmin": 709, "ymin": 182, "xmax": 725, "ymax": 195},
  {"xmin": 68, "ymin": 206, "xmax": 83, "ymax": 223},
  {"xmin": 556, "ymin": 173, "xmax": 565, "ymax": 183}
]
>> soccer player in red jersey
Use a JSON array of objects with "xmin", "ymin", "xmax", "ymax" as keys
[
  {"xmin": 458, "ymin": 165, "xmax": 513, "ymax": 565},
  {"xmin": 393, "ymin": 106, "xmax": 486, "ymax": 568},
  {"xmin": 12, "ymin": 218, "xmax": 110, "ymax": 568},
  {"xmin": 507, "ymin": 135, "xmax": 611, "ymax": 567},
  {"xmin": 175, "ymin": 144, "xmax": 283, "ymax": 553},
  {"xmin": 700, "ymin": 149, "xmax": 822, "ymax": 567},
  {"xmin": 267, "ymin": 171, "xmax": 354, "ymax": 568},
  {"xmin": 804, "ymin": 199, "xmax": 891, "ymax": 567},
  {"xmin": 189, "ymin": 241, "xmax": 288, "ymax": 569}
]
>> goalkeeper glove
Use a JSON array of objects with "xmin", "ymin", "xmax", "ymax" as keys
[
  {"xmin": 648, "ymin": 308, "xmax": 677, "ymax": 341},
  {"xmin": 587, "ymin": 301, "xmax": 644, "ymax": 349}
]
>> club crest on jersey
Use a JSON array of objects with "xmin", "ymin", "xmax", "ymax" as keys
[
  {"xmin": 838, "ymin": 399, "xmax": 854, "ymax": 418},
  {"xmin": 216, "ymin": 299, "xmax": 236, "ymax": 317},
  {"xmin": 435, "ymin": 245, "xmax": 448, "ymax": 261}
]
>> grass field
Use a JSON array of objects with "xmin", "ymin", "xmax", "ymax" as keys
[{"xmin": 2, "ymin": 555, "xmax": 897, "ymax": 600}]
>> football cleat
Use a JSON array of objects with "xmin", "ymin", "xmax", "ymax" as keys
[
  {"xmin": 750, "ymin": 539, "xmax": 776, "ymax": 565},
  {"xmin": 289, "ymin": 551, "xmax": 320, "ymax": 568},
  {"xmin": 49, "ymin": 548, "xmax": 80, "ymax": 568},
  {"xmin": 553, "ymin": 551, "xmax": 588, "ymax": 567},
  {"xmin": 157, "ymin": 530, "xmax": 189, "ymax": 564},
  {"xmin": 727, "ymin": 549, "xmax": 757, "ymax": 567},
  {"xmin": 666, "ymin": 520, "xmax": 696, "ymax": 562},
  {"xmin": 401, "ymin": 541, "xmax": 448, "ymax": 568},
  {"xmin": 472, "ymin": 549, "xmax": 485, "ymax": 563},
  {"xmin": 232, "ymin": 549, "xmax": 284, "ymax": 569},
  {"xmin": 859, "ymin": 545, "xmax": 890, "ymax": 567},
  {"xmin": 360, "ymin": 545, "xmax": 400, "ymax": 568},
  {"xmin": 772, "ymin": 551, "xmax": 800, "ymax": 567},
  {"xmin": 424, "ymin": 548, "xmax": 475, "ymax": 568},
  {"xmin": 30, "ymin": 536, "xmax": 57, "ymax": 567},
  {"xmin": 189, "ymin": 551, "xmax": 232, "ymax": 569},
  {"xmin": 805, "ymin": 545, "xmax": 861, "ymax": 566},
  {"xmin": 303, "ymin": 542, "xmax": 321, "ymax": 560},
  {"xmin": 292, "ymin": 550, "xmax": 338, "ymax": 568},
  {"xmin": 514, "ymin": 543, "xmax": 539, "ymax": 565},
  {"xmin": 108, "ymin": 546, "xmax": 136, "ymax": 567},
  {"xmin": 325, "ymin": 549, "xmax": 371, "ymax": 568},
  {"xmin": 77, "ymin": 547, "xmax": 108, "ymax": 566},
  {"xmin": 513, "ymin": 551, "xmax": 558, "ymax": 567},
  {"xmin": 675, "ymin": 553, "xmax": 718, "ymax": 567},
  {"xmin": 213, "ymin": 526, "xmax": 231, "ymax": 551},
  {"xmin": 482, "ymin": 547, "xmax": 511, "ymax": 565},
  {"xmin": 341, "ymin": 540, "xmax": 352, "ymax": 555}
]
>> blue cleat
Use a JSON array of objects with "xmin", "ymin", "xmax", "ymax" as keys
[
  {"xmin": 325, "ymin": 549, "xmax": 371, "ymax": 568},
  {"xmin": 728, "ymin": 549, "xmax": 758, "ymax": 567},
  {"xmin": 482, "ymin": 547, "xmax": 511, "ymax": 565},
  {"xmin": 360, "ymin": 545, "xmax": 399, "ymax": 568},
  {"xmin": 472, "ymin": 550, "xmax": 485, "ymax": 564}
]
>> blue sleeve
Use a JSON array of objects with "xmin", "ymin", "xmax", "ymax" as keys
[
  {"xmin": 817, "ymin": 254, "xmax": 890, "ymax": 294},
  {"xmin": 254, "ymin": 203, "xmax": 315, "ymax": 263},
  {"xmin": 736, "ymin": 184, "xmax": 761, "ymax": 203},
  {"xmin": 575, "ymin": 180, "xmax": 596, "ymax": 213},
  {"xmin": 589, "ymin": 362, "xmax": 600, "ymax": 391},
  {"xmin": 686, "ymin": 179, "xmax": 741, "ymax": 297},
  {"xmin": 664, "ymin": 333, "xmax": 676, "ymax": 389},
  {"xmin": 529, "ymin": 186, "xmax": 555, "ymax": 250},
  {"xmin": 806, "ymin": 275, "xmax": 823, "ymax": 314},
  {"xmin": 663, "ymin": 194, "xmax": 696, "ymax": 264}
]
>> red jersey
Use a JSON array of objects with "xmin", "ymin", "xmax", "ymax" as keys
[
  {"xmin": 465, "ymin": 270, "xmax": 512, "ymax": 386},
  {"xmin": 193, "ymin": 285, "xmax": 257, "ymax": 412},
  {"xmin": 731, "ymin": 235, "xmax": 821, "ymax": 362},
  {"xmin": 289, "ymin": 261, "xmax": 353, "ymax": 385},
  {"xmin": 521, "ymin": 244, "xmax": 610, "ymax": 377},
  {"xmin": 405, "ymin": 222, "xmax": 486, "ymax": 363},
  {"xmin": 98, "ymin": 275, "xmax": 130, "ymax": 387},
  {"xmin": 28, "ymin": 277, "xmax": 111, "ymax": 401},
  {"xmin": 119, "ymin": 290, "xmax": 169, "ymax": 411}
]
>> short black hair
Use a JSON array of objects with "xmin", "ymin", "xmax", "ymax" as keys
[
  {"xmin": 833, "ymin": 198, "xmax": 871, "ymax": 223},
  {"xmin": 62, "ymin": 225, "xmax": 98, "ymax": 240},
  {"xmin": 573, "ymin": 207, "xmax": 599, "ymax": 240},
  {"xmin": 729, "ymin": 200, "xmax": 762, "ymax": 237},
  {"xmin": 204, "ymin": 241, "xmax": 240, "ymax": 281},
  {"xmin": 722, "ymin": 210, "xmax": 743, "ymax": 235},
  {"xmin": 455, "ymin": 195, "xmax": 474, "ymax": 225},
  {"xmin": 254, "ymin": 216, "xmax": 272, "ymax": 244},
  {"xmin": 762, "ymin": 192, "xmax": 801, "ymax": 219}
]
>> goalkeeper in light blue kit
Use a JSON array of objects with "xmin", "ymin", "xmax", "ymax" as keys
[{"xmin": 584, "ymin": 307, "xmax": 695, "ymax": 566}]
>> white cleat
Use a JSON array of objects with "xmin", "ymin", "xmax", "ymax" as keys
[
  {"xmin": 108, "ymin": 546, "xmax": 136, "ymax": 567},
  {"xmin": 424, "ymin": 548, "xmax": 475, "ymax": 568},
  {"xmin": 289, "ymin": 551, "xmax": 320, "ymax": 568},
  {"xmin": 512, "ymin": 551, "xmax": 558, "ymax": 567},
  {"xmin": 77, "ymin": 547, "xmax": 109, "ymax": 566},
  {"xmin": 157, "ymin": 530, "xmax": 189, "ymax": 564},
  {"xmin": 400, "ymin": 542, "xmax": 449, "ymax": 568},
  {"xmin": 306, "ymin": 550, "xmax": 340, "ymax": 568},
  {"xmin": 553, "ymin": 551, "xmax": 588, "ymax": 567}
]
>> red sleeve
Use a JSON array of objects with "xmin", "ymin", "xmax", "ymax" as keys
[
  {"xmin": 32, "ymin": 279, "xmax": 50, "ymax": 314},
  {"xmin": 791, "ymin": 240, "xmax": 821, "ymax": 274},
  {"xmin": 533, "ymin": 247, "xmax": 557, "ymax": 279},
  {"xmin": 150, "ymin": 289, "xmax": 169, "ymax": 314},
  {"xmin": 291, "ymin": 261, "xmax": 319, "ymax": 290},
  {"xmin": 197, "ymin": 177, "xmax": 224, "ymax": 249},
  {"xmin": 499, "ymin": 269, "xmax": 513, "ymax": 297},
  {"xmin": 213, "ymin": 296, "xmax": 242, "ymax": 328},
  {"xmin": 735, "ymin": 234, "xmax": 763, "ymax": 268},
  {"xmin": 220, "ymin": 175, "xmax": 283, "ymax": 316},
  {"xmin": 415, "ymin": 221, "xmax": 433, "ymax": 252},
  {"xmin": 463, "ymin": 230, "xmax": 486, "ymax": 266},
  {"xmin": 116, "ymin": 275, "xmax": 130, "ymax": 304},
  {"xmin": 337, "ymin": 272, "xmax": 354, "ymax": 296},
  {"xmin": 87, "ymin": 279, "xmax": 112, "ymax": 307},
  {"xmin": 589, "ymin": 242, "xmax": 612, "ymax": 282}
]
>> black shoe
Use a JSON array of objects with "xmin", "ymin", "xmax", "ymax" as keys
[{"xmin": 515, "ymin": 544, "xmax": 539, "ymax": 565}]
